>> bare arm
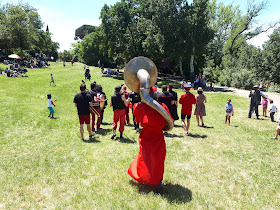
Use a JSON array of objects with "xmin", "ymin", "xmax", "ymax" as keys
[
  {"xmin": 75, "ymin": 103, "xmax": 77, "ymax": 107},
  {"xmin": 122, "ymin": 95, "xmax": 130, "ymax": 107}
]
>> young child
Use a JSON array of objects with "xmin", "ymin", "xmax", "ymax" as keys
[
  {"xmin": 47, "ymin": 94, "xmax": 57, "ymax": 118},
  {"xmin": 50, "ymin": 74, "xmax": 56, "ymax": 86},
  {"xmin": 269, "ymin": 100, "xmax": 277, "ymax": 122},
  {"xmin": 262, "ymin": 96, "xmax": 268, "ymax": 117},
  {"xmin": 271, "ymin": 114, "xmax": 280, "ymax": 140},
  {"xmin": 225, "ymin": 98, "xmax": 234, "ymax": 126}
]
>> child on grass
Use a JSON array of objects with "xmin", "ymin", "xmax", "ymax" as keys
[
  {"xmin": 271, "ymin": 114, "xmax": 280, "ymax": 140},
  {"xmin": 225, "ymin": 98, "xmax": 234, "ymax": 126},
  {"xmin": 269, "ymin": 100, "xmax": 277, "ymax": 122},
  {"xmin": 262, "ymin": 96, "xmax": 268, "ymax": 117},
  {"xmin": 50, "ymin": 74, "xmax": 56, "ymax": 86},
  {"xmin": 47, "ymin": 94, "xmax": 57, "ymax": 118}
]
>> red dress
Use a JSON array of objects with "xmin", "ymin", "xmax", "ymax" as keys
[{"xmin": 127, "ymin": 102, "xmax": 172, "ymax": 185}]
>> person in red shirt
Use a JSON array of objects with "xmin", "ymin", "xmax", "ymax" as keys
[
  {"xmin": 179, "ymin": 84, "xmax": 196, "ymax": 136},
  {"xmin": 128, "ymin": 86, "xmax": 173, "ymax": 193}
]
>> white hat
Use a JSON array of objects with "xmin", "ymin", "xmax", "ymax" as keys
[{"xmin": 183, "ymin": 83, "xmax": 192, "ymax": 89}]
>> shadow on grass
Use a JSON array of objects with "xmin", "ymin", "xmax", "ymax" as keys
[
  {"xmin": 164, "ymin": 133, "xmax": 183, "ymax": 138},
  {"xmin": 130, "ymin": 180, "xmax": 192, "ymax": 203},
  {"xmin": 82, "ymin": 138, "xmax": 101, "ymax": 143},
  {"xmin": 201, "ymin": 125, "xmax": 214, "ymax": 129},
  {"xmin": 188, "ymin": 133, "xmax": 207, "ymax": 138},
  {"xmin": 174, "ymin": 124, "xmax": 182, "ymax": 128},
  {"xmin": 214, "ymin": 87, "xmax": 234, "ymax": 92},
  {"xmin": 96, "ymin": 128, "xmax": 111, "ymax": 135},
  {"xmin": 116, "ymin": 137, "xmax": 136, "ymax": 144},
  {"xmin": 101, "ymin": 122, "xmax": 111, "ymax": 125}
]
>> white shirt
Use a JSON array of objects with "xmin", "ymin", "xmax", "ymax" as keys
[
  {"xmin": 48, "ymin": 99, "xmax": 53, "ymax": 107},
  {"xmin": 269, "ymin": 104, "xmax": 277, "ymax": 113}
]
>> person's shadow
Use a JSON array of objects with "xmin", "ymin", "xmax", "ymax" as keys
[
  {"xmin": 117, "ymin": 137, "xmax": 136, "ymax": 144},
  {"xmin": 188, "ymin": 133, "xmax": 207, "ymax": 138},
  {"xmin": 130, "ymin": 181, "xmax": 192, "ymax": 203},
  {"xmin": 82, "ymin": 138, "xmax": 100, "ymax": 143}
]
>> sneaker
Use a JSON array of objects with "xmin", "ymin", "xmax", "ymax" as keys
[
  {"xmin": 271, "ymin": 137, "xmax": 277, "ymax": 140},
  {"xmin": 111, "ymin": 134, "xmax": 116, "ymax": 140},
  {"xmin": 183, "ymin": 131, "xmax": 188, "ymax": 136}
]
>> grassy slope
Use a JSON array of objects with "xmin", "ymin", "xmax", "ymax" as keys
[{"xmin": 0, "ymin": 62, "xmax": 279, "ymax": 209}]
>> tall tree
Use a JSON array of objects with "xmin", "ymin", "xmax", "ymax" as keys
[
  {"xmin": 74, "ymin": 25, "xmax": 96, "ymax": 41},
  {"xmin": 262, "ymin": 27, "xmax": 280, "ymax": 83}
]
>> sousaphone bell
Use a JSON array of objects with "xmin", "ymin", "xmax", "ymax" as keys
[{"xmin": 124, "ymin": 57, "xmax": 174, "ymax": 131}]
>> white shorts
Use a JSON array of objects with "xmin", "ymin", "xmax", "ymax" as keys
[
  {"xmin": 277, "ymin": 124, "xmax": 280, "ymax": 130},
  {"xmin": 226, "ymin": 113, "xmax": 232, "ymax": 116}
]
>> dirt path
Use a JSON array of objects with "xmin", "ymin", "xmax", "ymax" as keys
[{"xmin": 216, "ymin": 86, "xmax": 280, "ymax": 106}]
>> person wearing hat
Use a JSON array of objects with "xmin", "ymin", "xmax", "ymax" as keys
[
  {"xmin": 168, "ymin": 84, "xmax": 179, "ymax": 121},
  {"xmin": 248, "ymin": 85, "xmax": 269, "ymax": 119},
  {"xmin": 128, "ymin": 86, "xmax": 173, "ymax": 193},
  {"xmin": 179, "ymin": 83, "xmax": 196, "ymax": 136},
  {"xmin": 194, "ymin": 87, "xmax": 207, "ymax": 126},
  {"xmin": 110, "ymin": 86, "xmax": 130, "ymax": 139}
]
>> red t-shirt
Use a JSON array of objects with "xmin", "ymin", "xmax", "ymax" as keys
[{"xmin": 179, "ymin": 92, "xmax": 196, "ymax": 115}]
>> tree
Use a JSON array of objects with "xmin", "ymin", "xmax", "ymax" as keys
[
  {"xmin": 262, "ymin": 27, "xmax": 280, "ymax": 84},
  {"xmin": 74, "ymin": 25, "xmax": 96, "ymax": 41}
]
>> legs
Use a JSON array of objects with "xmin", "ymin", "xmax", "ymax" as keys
[
  {"xmin": 225, "ymin": 114, "xmax": 231, "ymax": 126},
  {"xmin": 182, "ymin": 119, "xmax": 190, "ymax": 136},
  {"xmin": 200, "ymin": 116, "xmax": 204, "ymax": 126},
  {"xmin": 80, "ymin": 124, "xmax": 84, "ymax": 140},
  {"xmin": 270, "ymin": 112, "xmax": 275, "ymax": 122},
  {"xmin": 196, "ymin": 115, "xmax": 199, "ymax": 126},
  {"xmin": 112, "ymin": 109, "xmax": 125, "ymax": 139},
  {"xmin": 196, "ymin": 115, "xmax": 204, "ymax": 126}
]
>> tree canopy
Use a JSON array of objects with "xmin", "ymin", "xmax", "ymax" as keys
[{"xmin": 0, "ymin": 3, "xmax": 59, "ymax": 59}]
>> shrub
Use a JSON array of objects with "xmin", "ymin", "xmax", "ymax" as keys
[
  {"xmin": 219, "ymin": 68, "xmax": 232, "ymax": 87},
  {"xmin": 269, "ymin": 82, "xmax": 280, "ymax": 93}
]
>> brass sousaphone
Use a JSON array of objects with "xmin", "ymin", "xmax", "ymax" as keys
[{"xmin": 124, "ymin": 57, "xmax": 174, "ymax": 131}]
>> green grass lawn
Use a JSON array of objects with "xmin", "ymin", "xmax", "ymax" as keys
[{"xmin": 0, "ymin": 62, "xmax": 279, "ymax": 209}]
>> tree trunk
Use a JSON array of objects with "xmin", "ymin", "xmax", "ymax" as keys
[
  {"xmin": 179, "ymin": 56, "xmax": 185, "ymax": 79},
  {"xmin": 190, "ymin": 49, "xmax": 195, "ymax": 82}
]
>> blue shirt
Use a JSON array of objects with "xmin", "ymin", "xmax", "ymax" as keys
[{"xmin": 225, "ymin": 104, "xmax": 233, "ymax": 113}]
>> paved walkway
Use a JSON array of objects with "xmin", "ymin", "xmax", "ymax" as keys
[{"xmin": 216, "ymin": 86, "xmax": 280, "ymax": 106}]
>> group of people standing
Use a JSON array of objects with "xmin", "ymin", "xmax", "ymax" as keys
[{"xmin": 73, "ymin": 82, "xmax": 107, "ymax": 140}]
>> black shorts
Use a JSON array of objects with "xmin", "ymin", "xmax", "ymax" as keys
[{"xmin": 181, "ymin": 114, "xmax": 191, "ymax": 120}]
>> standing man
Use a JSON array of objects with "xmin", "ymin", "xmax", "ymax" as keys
[
  {"xmin": 87, "ymin": 83, "xmax": 102, "ymax": 134},
  {"xmin": 158, "ymin": 85, "xmax": 175, "ymax": 114},
  {"xmin": 74, "ymin": 84, "xmax": 93, "ymax": 140},
  {"xmin": 179, "ymin": 84, "xmax": 196, "ymax": 136},
  {"xmin": 129, "ymin": 91, "xmax": 141, "ymax": 131},
  {"xmin": 168, "ymin": 84, "xmax": 179, "ymax": 121},
  {"xmin": 110, "ymin": 86, "xmax": 130, "ymax": 139},
  {"xmin": 248, "ymin": 85, "xmax": 268, "ymax": 119}
]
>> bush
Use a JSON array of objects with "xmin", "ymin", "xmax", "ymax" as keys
[
  {"xmin": 231, "ymin": 68, "xmax": 256, "ymax": 90},
  {"xmin": 269, "ymin": 82, "xmax": 280, "ymax": 93},
  {"xmin": 219, "ymin": 68, "xmax": 232, "ymax": 87},
  {"xmin": 203, "ymin": 66, "xmax": 221, "ymax": 83}
]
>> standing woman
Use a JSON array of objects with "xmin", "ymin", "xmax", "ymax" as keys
[{"xmin": 194, "ymin": 87, "xmax": 207, "ymax": 126}]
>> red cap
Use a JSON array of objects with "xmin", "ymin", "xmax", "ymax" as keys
[
  {"xmin": 123, "ymin": 86, "xmax": 126, "ymax": 90},
  {"xmin": 150, "ymin": 86, "xmax": 158, "ymax": 93}
]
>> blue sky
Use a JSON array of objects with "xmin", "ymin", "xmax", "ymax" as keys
[{"xmin": 1, "ymin": 0, "xmax": 279, "ymax": 51}]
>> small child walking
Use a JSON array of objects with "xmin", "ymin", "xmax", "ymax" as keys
[
  {"xmin": 50, "ymin": 74, "xmax": 56, "ymax": 86},
  {"xmin": 271, "ymin": 114, "xmax": 280, "ymax": 140},
  {"xmin": 269, "ymin": 100, "xmax": 277, "ymax": 122},
  {"xmin": 225, "ymin": 98, "xmax": 234, "ymax": 126},
  {"xmin": 47, "ymin": 94, "xmax": 57, "ymax": 118},
  {"xmin": 262, "ymin": 96, "xmax": 268, "ymax": 117}
]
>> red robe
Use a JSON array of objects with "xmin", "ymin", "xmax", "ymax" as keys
[{"xmin": 128, "ymin": 102, "xmax": 172, "ymax": 185}]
